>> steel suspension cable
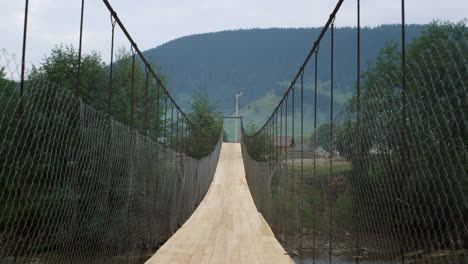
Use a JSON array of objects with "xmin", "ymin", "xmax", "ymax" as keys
[
  {"xmin": 401, "ymin": 0, "xmax": 407, "ymax": 148},
  {"xmin": 14, "ymin": 1, "xmax": 29, "ymax": 259},
  {"xmin": 101, "ymin": 0, "xmax": 197, "ymax": 132},
  {"xmin": 126, "ymin": 46, "xmax": 136, "ymax": 256},
  {"xmin": 76, "ymin": 0, "xmax": 85, "ymax": 99},
  {"xmin": 164, "ymin": 97, "xmax": 168, "ymax": 144},
  {"xmin": 180, "ymin": 119, "xmax": 183, "ymax": 154},
  {"xmin": 299, "ymin": 70, "xmax": 304, "ymax": 264},
  {"xmin": 291, "ymin": 84, "xmax": 296, "ymax": 247},
  {"xmin": 176, "ymin": 111, "xmax": 180, "ymax": 154},
  {"xmin": 19, "ymin": 0, "xmax": 29, "ymax": 119},
  {"xmin": 279, "ymin": 104, "xmax": 283, "ymax": 242},
  {"xmin": 75, "ymin": 0, "xmax": 85, "ymax": 139},
  {"xmin": 275, "ymin": 112, "xmax": 278, "ymax": 164},
  {"xmin": 108, "ymin": 15, "xmax": 116, "ymax": 121},
  {"xmin": 103, "ymin": 31, "xmax": 116, "ymax": 255},
  {"xmin": 170, "ymin": 104, "xmax": 174, "ymax": 150},
  {"xmin": 313, "ymin": 48, "xmax": 319, "ymax": 264},
  {"xmin": 400, "ymin": 0, "xmax": 408, "ymax": 263},
  {"xmin": 156, "ymin": 81, "xmax": 161, "ymax": 139},
  {"xmin": 274, "ymin": 113, "xmax": 277, "ymax": 163},
  {"xmin": 284, "ymin": 97, "xmax": 288, "ymax": 245},
  {"xmin": 252, "ymin": 0, "xmax": 344, "ymax": 135},
  {"xmin": 130, "ymin": 47, "xmax": 136, "ymax": 130},
  {"xmin": 356, "ymin": 0, "xmax": 361, "ymax": 129},
  {"xmin": 17, "ymin": 0, "xmax": 29, "ymax": 189},
  {"xmin": 328, "ymin": 21, "xmax": 335, "ymax": 264},
  {"xmin": 355, "ymin": 1, "xmax": 361, "ymax": 263},
  {"xmin": 144, "ymin": 66, "xmax": 149, "ymax": 137},
  {"xmin": 103, "ymin": 17, "xmax": 117, "ymax": 261},
  {"xmin": 65, "ymin": 2, "xmax": 86, "ymax": 256}
]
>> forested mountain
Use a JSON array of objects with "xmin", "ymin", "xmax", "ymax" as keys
[{"xmin": 143, "ymin": 25, "xmax": 424, "ymax": 127}]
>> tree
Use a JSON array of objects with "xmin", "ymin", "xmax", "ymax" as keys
[
  {"xmin": 0, "ymin": 44, "xmax": 176, "ymax": 254},
  {"xmin": 314, "ymin": 123, "xmax": 332, "ymax": 153},
  {"xmin": 28, "ymin": 44, "xmax": 108, "ymax": 110},
  {"xmin": 111, "ymin": 47, "xmax": 167, "ymax": 138},
  {"xmin": 243, "ymin": 122, "xmax": 274, "ymax": 162},
  {"xmin": 186, "ymin": 88, "xmax": 222, "ymax": 159},
  {"xmin": 340, "ymin": 20, "xmax": 467, "ymax": 249},
  {"xmin": 0, "ymin": 68, "xmax": 19, "ymax": 214},
  {"xmin": 0, "ymin": 67, "xmax": 17, "ymax": 89},
  {"xmin": 27, "ymin": 44, "xmax": 170, "ymax": 141}
]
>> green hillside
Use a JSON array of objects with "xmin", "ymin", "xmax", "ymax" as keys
[{"xmin": 142, "ymin": 25, "xmax": 424, "ymax": 128}]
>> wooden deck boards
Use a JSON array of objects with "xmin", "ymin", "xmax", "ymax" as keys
[{"xmin": 146, "ymin": 143, "xmax": 294, "ymax": 264}]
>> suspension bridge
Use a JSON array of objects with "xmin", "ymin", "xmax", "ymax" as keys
[
  {"xmin": 0, "ymin": 0, "xmax": 466, "ymax": 264},
  {"xmin": 147, "ymin": 143, "xmax": 294, "ymax": 264}
]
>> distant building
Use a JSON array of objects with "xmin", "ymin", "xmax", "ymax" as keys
[
  {"xmin": 274, "ymin": 136, "xmax": 295, "ymax": 149},
  {"xmin": 293, "ymin": 144, "xmax": 310, "ymax": 153}
]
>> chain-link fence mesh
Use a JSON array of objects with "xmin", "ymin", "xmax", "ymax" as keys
[
  {"xmin": 242, "ymin": 34, "xmax": 467, "ymax": 263},
  {"xmin": 0, "ymin": 49, "xmax": 222, "ymax": 263}
]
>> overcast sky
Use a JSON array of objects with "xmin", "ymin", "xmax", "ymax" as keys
[{"xmin": 1, "ymin": 0, "xmax": 466, "ymax": 68}]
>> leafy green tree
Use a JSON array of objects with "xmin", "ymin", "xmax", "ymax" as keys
[
  {"xmin": 28, "ymin": 44, "xmax": 108, "ymax": 110},
  {"xmin": 0, "ymin": 67, "xmax": 17, "ymax": 88},
  {"xmin": 243, "ymin": 122, "xmax": 273, "ymax": 162},
  {"xmin": 186, "ymin": 88, "xmax": 222, "ymax": 159},
  {"xmin": 340, "ymin": 21, "xmax": 467, "ymax": 248},
  {"xmin": 28, "ymin": 45, "xmax": 169, "ymax": 140},
  {"xmin": 0, "ymin": 68, "xmax": 19, "ymax": 217},
  {"xmin": 0, "ymin": 71, "xmax": 81, "ymax": 254},
  {"xmin": 111, "ymin": 47, "xmax": 167, "ymax": 138},
  {"xmin": 0, "ymin": 44, "xmax": 176, "ymax": 255},
  {"xmin": 314, "ymin": 123, "xmax": 331, "ymax": 152}
]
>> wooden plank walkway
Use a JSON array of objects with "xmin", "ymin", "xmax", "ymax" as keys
[{"xmin": 146, "ymin": 143, "xmax": 294, "ymax": 264}]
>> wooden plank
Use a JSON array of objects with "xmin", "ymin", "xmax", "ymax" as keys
[{"xmin": 146, "ymin": 143, "xmax": 294, "ymax": 264}]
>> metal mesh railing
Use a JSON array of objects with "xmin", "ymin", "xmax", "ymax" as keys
[
  {"xmin": 241, "ymin": 14, "xmax": 467, "ymax": 264},
  {"xmin": 1, "ymin": 0, "xmax": 224, "ymax": 261},
  {"xmin": 0, "ymin": 48, "xmax": 221, "ymax": 263}
]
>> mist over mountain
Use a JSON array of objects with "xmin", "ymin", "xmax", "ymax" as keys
[{"xmin": 142, "ymin": 25, "xmax": 424, "ymax": 129}]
